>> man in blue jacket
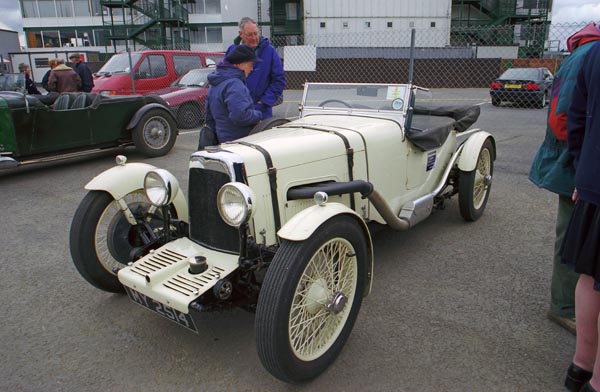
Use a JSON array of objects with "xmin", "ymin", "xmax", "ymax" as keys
[
  {"xmin": 205, "ymin": 45, "xmax": 262, "ymax": 143},
  {"xmin": 226, "ymin": 17, "xmax": 285, "ymax": 120},
  {"xmin": 529, "ymin": 23, "xmax": 600, "ymax": 335}
]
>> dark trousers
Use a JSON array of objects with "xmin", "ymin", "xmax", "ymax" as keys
[{"xmin": 551, "ymin": 194, "xmax": 579, "ymax": 318}]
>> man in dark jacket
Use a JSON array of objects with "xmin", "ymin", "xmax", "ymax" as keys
[
  {"xmin": 529, "ymin": 23, "xmax": 600, "ymax": 335},
  {"xmin": 69, "ymin": 53, "xmax": 94, "ymax": 92},
  {"xmin": 226, "ymin": 17, "xmax": 285, "ymax": 120},
  {"xmin": 205, "ymin": 45, "xmax": 262, "ymax": 143}
]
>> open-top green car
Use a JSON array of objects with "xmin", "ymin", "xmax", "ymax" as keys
[
  {"xmin": 0, "ymin": 91, "xmax": 178, "ymax": 170},
  {"xmin": 70, "ymin": 82, "xmax": 495, "ymax": 383}
]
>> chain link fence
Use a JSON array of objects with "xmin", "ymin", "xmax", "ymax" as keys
[{"xmin": 9, "ymin": 21, "xmax": 598, "ymax": 128}]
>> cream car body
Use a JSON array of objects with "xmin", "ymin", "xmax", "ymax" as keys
[{"xmin": 70, "ymin": 82, "xmax": 495, "ymax": 383}]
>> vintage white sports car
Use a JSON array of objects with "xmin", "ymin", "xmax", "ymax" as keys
[{"xmin": 70, "ymin": 82, "xmax": 495, "ymax": 383}]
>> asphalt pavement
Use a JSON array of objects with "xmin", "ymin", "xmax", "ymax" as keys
[{"xmin": 0, "ymin": 89, "xmax": 574, "ymax": 391}]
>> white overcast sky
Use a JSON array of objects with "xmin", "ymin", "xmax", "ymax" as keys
[{"xmin": 0, "ymin": 0, "xmax": 599, "ymax": 44}]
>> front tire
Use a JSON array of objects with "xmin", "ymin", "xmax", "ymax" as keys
[
  {"xmin": 458, "ymin": 138, "xmax": 494, "ymax": 221},
  {"xmin": 132, "ymin": 108, "xmax": 177, "ymax": 157},
  {"xmin": 69, "ymin": 190, "xmax": 167, "ymax": 293},
  {"xmin": 255, "ymin": 215, "xmax": 367, "ymax": 383}
]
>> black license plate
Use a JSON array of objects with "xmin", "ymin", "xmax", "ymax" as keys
[{"xmin": 125, "ymin": 287, "xmax": 198, "ymax": 333}]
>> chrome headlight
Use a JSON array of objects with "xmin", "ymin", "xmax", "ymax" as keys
[
  {"xmin": 144, "ymin": 169, "xmax": 180, "ymax": 207},
  {"xmin": 217, "ymin": 182, "xmax": 255, "ymax": 227}
]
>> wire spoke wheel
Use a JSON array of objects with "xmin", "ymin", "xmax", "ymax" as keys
[
  {"xmin": 256, "ymin": 216, "xmax": 367, "ymax": 383},
  {"xmin": 132, "ymin": 108, "xmax": 177, "ymax": 157},
  {"xmin": 142, "ymin": 116, "xmax": 170, "ymax": 148},
  {"xmin": 459, "ymin": 138, "xmax": 494, "ymax": 221},
  {"xmin": 70, "ymin": 190, "xmax": 166, "ymax": 293},
  {"xmin": 289, "ymin": 238, "xmax": 358, "ymax": 361}
]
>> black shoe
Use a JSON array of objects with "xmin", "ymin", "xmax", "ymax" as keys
[
  {"xmin": 580, "ymin": 382, "xmax": 598, "ymax": 392},
  {"xmin": 565, "ymin": 363, "xmax": 593, "ymax": 392}
]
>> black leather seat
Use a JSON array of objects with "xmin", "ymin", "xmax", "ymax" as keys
[
  {"xmin": 52, "ymin": 94, "xmax": 71, "ymax": 111},
  {"xmin": 70, "ymin": 94, "xmax": 87, "ymax": 109}
]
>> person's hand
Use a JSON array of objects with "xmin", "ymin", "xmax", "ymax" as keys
[{"xmin": 572, "ymin": 188, "xmax": 578, "ymax": 203}]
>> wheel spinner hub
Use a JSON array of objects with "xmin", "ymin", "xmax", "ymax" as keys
[
  {"xmin": 326, "ymin": 291, "xmax": 348, "ymax": 315},
  {"xmin": 150, "ymin": 126, "xmax": 164, "ymax": 139},
  {"xmin": 305, "ymin": 278, "xmax": 348, "ymax": 315}
]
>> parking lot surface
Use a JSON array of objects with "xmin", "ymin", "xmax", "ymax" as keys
[{"xmin": 0, "ymin": 89, "xmax": 573, "ymax": 391}]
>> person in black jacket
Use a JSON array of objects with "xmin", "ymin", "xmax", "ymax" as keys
[
  {"xmin": 17, "ymin": 63, "xmax": 41, "ymax": 95},
  {"xmin": 41, "ymin": 58, "xmax": 57, "ymax": 92},
  {"xmin": 69, "ymin": 53, "xmax": 94, "ymax": 92}
]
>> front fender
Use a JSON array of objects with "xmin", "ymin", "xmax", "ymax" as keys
[
  {"xmin": 278, "ymin": 202, "xmax": 374, "ymax": 296},
  {"xmin": 126, "ymin": 103, "xmax": 177, "ymax": 130},
  {"xmin": 457, "ymin": 131, "xmax": 495, "ymax": 172},
  {"xmin": 85, "ymin": 162, "xmax": 189, "ymax": 223}
]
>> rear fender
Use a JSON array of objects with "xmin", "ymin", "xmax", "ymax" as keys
[
  {"xmin": 457, "ymin": 131, "xmax": 495, "ymax": 172},
  {"xmin": 278, "ymin": 202, "xmax": 374, "ymax": 296},
  {"xmin": 85, "ymin": 162, "xmax": 188, "ymax": 223},
  {"xmin": 126, "ymin": 104, "xmax": 177, "ymax": 130}
]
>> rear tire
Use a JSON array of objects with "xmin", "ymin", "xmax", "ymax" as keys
[
  {"xmin": 458, "ymin": 138, "xmax": 494, "ymax": 221},
  {"xmin": 132, "ymin": 108, "xmax": 177, "ymax": 157},
  {"xmin": 491, "ymin": 97, "xmax": 500, "ymax": 106},
  {"xmin": 177, "ymin": 102, "xmax": 201, "ymax": 129},
  {"xmin": 255, "ymin": 215, "xmax": 367, "ymax": 383},
  {"xmin": 536, "ymin": 92, "xmax": 547, "ymax": 109}
]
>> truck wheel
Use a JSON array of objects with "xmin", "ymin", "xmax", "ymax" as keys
[
  {"xmin": 255, "ymin": 215, "xmax": 367, "ymax": 383},
  {"xmin": 249, "ymin": 116, "xmax": 290, "ymax": 135},
  {"xmin": 133, "ymin": 108, "xmax": 177, "ymax": 157},
  {"xmin": 69, "ymin": 190, "xmax": 168, "ymax": 293},
  {"xmin": 458, "ymin": 138, "xmax": 494, "ymax": 221}
]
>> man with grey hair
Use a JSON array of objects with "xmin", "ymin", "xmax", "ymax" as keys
[
  {"xmin": 48, "ymin": 58, "xmax": 81, "ymax": 93},
  {"xmin": 225, "ymin": 17, "xmax": 285, "ymax": 119}
]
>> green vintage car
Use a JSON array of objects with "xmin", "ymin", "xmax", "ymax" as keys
[{"xmin": 0, "ymin": 91, "xmax": 178, "ymax": 170}]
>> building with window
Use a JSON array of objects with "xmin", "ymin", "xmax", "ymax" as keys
[
  {"xmin": 18, "ymin": 0, "xmax": 272, "ymax": 54},
  {"xmin": 18, "ymin": 0, "xmax": 552, "ymax": 57}
]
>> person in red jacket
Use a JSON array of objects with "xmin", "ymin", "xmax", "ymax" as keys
[{"xmin": 529, "ymin": 23, "xmax": 600, "ymax": 336}]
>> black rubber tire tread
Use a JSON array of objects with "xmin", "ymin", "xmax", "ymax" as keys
[
  {"xmin": 536, "ymin": 92, "xmax": 547, "ymax": 109},
  {"xmin": 69, "ymin": 190, "xmax": 125, "ymax": 293},
  {"xmin": 132, "ymin": 108, "xmax": 177, "ymax": 157},
  {"xmin": 177, "ymin": 102, "xmax": 201, "ymax": 129},
  {"xmin": 255, "ymin": 215, "xmax": 367, "ymax": 383},
  {"xmin": 491, "ymin": 97, "xmax": 500, "ymax": 106},
  {"xmin": 458, "ymin": 138, "xmax": 494, "ymax": 222},
  {"xmin": 249, "ymin": 116, "xmax": 291, "ymax": 135}
]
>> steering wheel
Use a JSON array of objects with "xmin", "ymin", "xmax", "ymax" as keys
[{"xmin": 318, "ymin": 99, "xmax": 352, "ymax": 108}]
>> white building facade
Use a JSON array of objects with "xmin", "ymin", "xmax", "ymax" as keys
[
  {"xmin": 303, "ymin": 0, "xmax": 452, "ymax": 47},
  {"xmin": 18, "ymin": 0, "xmax": 452, "ymax": 54}
]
